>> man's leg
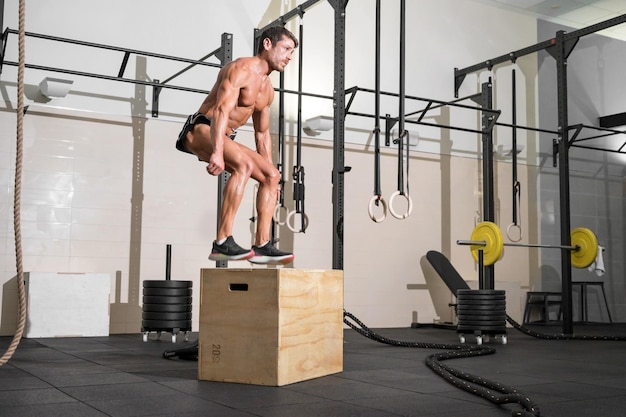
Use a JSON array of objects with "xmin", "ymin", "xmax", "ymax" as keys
[
  {"xmin": 254, "ymin": 171, "xmax": 278, "ymax": 246},
  {"xmin": 250, "ymin": 174, "xmax": 295, "ymax": 265},
  {"xmin": 185, "ymin": 125, "xmax": 254, "ymax": 261},
  {"xmin": 220, "ymin": 140, "xmax": 293, "ymax": 265},
  {"xmin": 187, "ymin": 126, "xmax": 293, "ymax": 264},
  {"xmin": 216, "ymin": 166, "xmax": 249, "ymax": 242}
]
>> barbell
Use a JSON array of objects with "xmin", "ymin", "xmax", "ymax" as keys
[{"xmin": 457, "ymin": 221, "xmax": 598, "ymax": 268}]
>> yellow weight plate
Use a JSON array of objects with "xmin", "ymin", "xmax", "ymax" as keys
[
  {"xmin": 570, "ymin": 227, "xmax": 598, "ymax": 269},
  {"xmin": 470, "ymin": 221, "xmax": 504, "ymax": 266}
]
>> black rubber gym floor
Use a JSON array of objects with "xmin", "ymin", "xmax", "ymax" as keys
[{"xmin": 2, "ymin": 324, "xmax": 626, "ymax": 417}]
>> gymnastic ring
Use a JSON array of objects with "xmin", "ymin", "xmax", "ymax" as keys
[
  {"xmin": 506, "ymin": 223, "xmax": 523, "ymax": 242},
  {"xmin": 368, "ymin": 195, "xmax": 387, "ymax": 223},
  {"xmin": 388, "ymin": 191, "xmax": 413, "ymax": 220},
  {"xmin": 286, "ymin": 210, "xmax": 309, "ymax": 233},
  {"xmin": 273, "ymin": 205, "xmax": 288, "ymax": 226}
]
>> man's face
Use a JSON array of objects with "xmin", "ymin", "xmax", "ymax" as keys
[{"xmin": 268, "ymin": 36, "xmax": 295, "ymax": 72}]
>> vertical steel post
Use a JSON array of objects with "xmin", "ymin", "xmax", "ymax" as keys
[
  {"xmin": 215, "ymin": 33, "xmax": 233, "ymax": 268},
  {"xmin": 480, "ymin": 81, "xmax": 495, "ymax": 290},
  {"xmin": 0, "ymin": 0, "xmax": 5, "ymax": 75},
  {"xmin": 554, "ymin": 30, "xmax": 574, "ymax": 335},
  {"xmin": 329, "ymin": 0, "xmax": 348, "ymax": 270}
]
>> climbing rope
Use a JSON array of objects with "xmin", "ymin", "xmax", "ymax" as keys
[{"xmin": 0, "ymin": 0, "xmax": 27, "ymax": 367}]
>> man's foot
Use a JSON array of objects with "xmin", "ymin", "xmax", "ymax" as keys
[
  {"xmin": 209, "ymin": 236, "xmax": 254, "ymax": 261},
  {"xmin": 249, "ymin": 242, "xmax": 295, "ymax": 265}
]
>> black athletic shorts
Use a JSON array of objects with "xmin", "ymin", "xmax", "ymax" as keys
[{"xmin": 175, "ymin": 112, "xmax": 237, "ymax": 156}]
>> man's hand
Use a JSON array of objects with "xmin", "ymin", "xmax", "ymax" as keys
[{"xmin": 206, "ymin": 152, "xmax": 225, "ymax": 176}]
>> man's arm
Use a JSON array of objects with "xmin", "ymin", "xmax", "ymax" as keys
[
  {"xmin": 207, "ymin": 65, "xmax": 242, "ymax": 175},
  {"xmin": 252, "ymin": 106, "xmax": 273, "ymax": 164}
]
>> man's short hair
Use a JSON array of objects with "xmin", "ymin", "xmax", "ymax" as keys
[{"xmin": 256, "ymin": 26, "xmax": 298, "ymax": 55}]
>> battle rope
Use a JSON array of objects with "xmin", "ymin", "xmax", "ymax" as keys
[
  {"xmin": 343, "ymin": 310, "xmax": 540, "ymax": 417},
  {"xmin": 0, "ymin": 0, "xmax": 27, "ymax": 367},
  {"xmin": 368, "ymin": 0, "xmax": 387, "ymax": 223},
  {"xmin": 506, "ymin": 315, "xmax": 626, "ymax": 341}
]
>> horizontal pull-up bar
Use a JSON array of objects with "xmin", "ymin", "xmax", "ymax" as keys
[
  {"xmin": 346, "ymin": 110, "xmax": 495, "ymax": 136},
  {"xmin": 2, "ymin": 29, "xmax": 223, "ymax": 71},
  {"xmin": 349, "ymin": 86, "xmax": 501, "ymax": 116},
  {"xmin": 1, "ymin": 60, "xmax": 209, "ymax": 95}
]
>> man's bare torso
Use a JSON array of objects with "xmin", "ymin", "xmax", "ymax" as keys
[{"xmin": 198, "ymin": 56, "xmax": 274, "ymax": 134}]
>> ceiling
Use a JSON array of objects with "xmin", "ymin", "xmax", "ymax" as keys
[{"xmin": 478, "ymin": 0, "xmax": 626, "ymax": 41}]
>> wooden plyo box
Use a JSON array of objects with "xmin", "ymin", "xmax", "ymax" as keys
[{"xmin": 198, "ymin": 268, "xmax": 343, "ymax": 386}]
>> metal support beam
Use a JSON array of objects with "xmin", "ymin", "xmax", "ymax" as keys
[
  {"xmin": 1, "ymin": 0, "xmax": 6, "ymax": 75},
  {"xmin": 329, "ymin": 0, "xmax": 349, "ymax": 270},
  {"xmin": 480, "ymin": 81, "xmax": 495, "ymax": 290},
  {"xmin": 215, "ymin": 33, "xmax": 233, "ymax": 269},
  {"xmin": 554, "ymin": 30, "xmax": 574, "ymax": 336}
]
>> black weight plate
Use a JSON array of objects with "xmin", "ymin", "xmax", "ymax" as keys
[
  {"xmin": 141, "ymin": 319, "xmax": 192, "ymax": 329},
  {"xmin": 457, "ymin": 317, "xmax": 507, "ymax": 324},
  {"xmin": 457, "ymin": 315, "xmax": 506, "ymax": 322},
  {"xmin": 456, "ymin": 303, "xmax": 506, "ymax": 311},
  {"xmin": 457, "ymin": 325, "xmax": 507, "ymax": 331},
  {"xmin": 143, "ymin": 288, "xmax": 192, "ymax": 297},
  {"xmin": 457, "ymin": 316, "xmax": 507, "ymax": 322},
  {"xmin": 143, "ymin": 280, "xmax": 192, "ymax": 289},
  {"xmin": 457, "ymin": 298, "xmax": 506, "ymax": 304},
  {"xmin": 456, "ymin": 306, "xmax": 506, "ymax": 315},
  {"xmin": 456, "ymin": 311, "xmax": 506, "ymax": 317},
  {"xmin": 142, "ymin": 295, "xmax": 192, "ymax": 305},
  {"xmin": 457, "ymin": 297, "xmax": 506, "ymax": 303},
  {"xmin": 142, "ymin": 303, "xmax": 192, "ymax": 313},
  {"xmin": 456, "ymin": 311, "xmax": 507, "ymax": 318},
  {"xmin": 142, "ymin": 312, "xmax": 192, "ymax": 321},
  {"xmin": 457, "ymin": 289, "xmax": 505, "ymax": 296},
  {"xmin": 457, "ymin": 300, "xmax": 506, "ymax": 307},
  {"xmin": 456, "ymin": 294, "xmax": 506, "ymax": 301}
]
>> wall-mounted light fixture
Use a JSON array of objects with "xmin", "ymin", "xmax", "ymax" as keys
[
  {"xmin": 304, "ymin": 115, "xmax": 333, "ymax": 132},
  {"xmin": 39, "ymin": 77, "xmax": 74, "ymax": 98},
  {"xmin": 496, "ymin": 143, "xmax": 524, "ymax": 158}
]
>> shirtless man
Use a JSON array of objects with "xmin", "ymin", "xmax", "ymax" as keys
[{"xmin": 176, "ymin": 26, "xmax": 297, "ymax": 265}]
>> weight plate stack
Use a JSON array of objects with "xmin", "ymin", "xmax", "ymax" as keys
[
  {"xmin": 141, "ymin": 280, "xmax": 193, "ymax": 338},
  {"xmin": 456, "ymin": 289, "xmax": 507, "ymax": 335}
]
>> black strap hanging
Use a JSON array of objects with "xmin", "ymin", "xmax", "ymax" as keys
[
  {"xmin": 289, "ymin": 19, "xmax": 308, "ymax": 233},
  {"xmin": 508, "ymin": 62, "xmax": 522, "ymax": 242},
  {"xmin": 368, "ymin": 0, "xmax": 387, "ymax": 223},
  {"xmin": 272, "ymin": 69, "xmax": 288, "ymax": 227},
  {"xmin": 388, "ymin": 0, "xmax": 412, "ymax": 220}
]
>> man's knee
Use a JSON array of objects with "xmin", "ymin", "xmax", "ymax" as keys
[{"xmin": 266, "ymin": 166, "xmax": 280, "ymax": 188}]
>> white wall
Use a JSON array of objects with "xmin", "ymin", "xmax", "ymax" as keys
[{"xmin": 1, "ymin": 0, "xmax": 551, "ymax": 334}]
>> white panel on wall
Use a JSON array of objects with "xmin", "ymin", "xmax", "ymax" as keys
[{"xmin": 24, "ymin": 272, "xmax": 111, "ymax": 338}]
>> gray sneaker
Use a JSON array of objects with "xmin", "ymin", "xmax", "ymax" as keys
[
  {"xmin": 209, "ymin": 236, "xmax": 254, "ymax": 261},
  {"xmin": 249, "ymin": 243, "xmax": 295, "ymax": 265}
]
